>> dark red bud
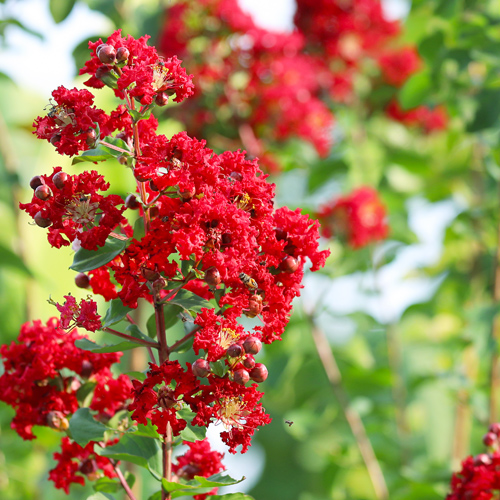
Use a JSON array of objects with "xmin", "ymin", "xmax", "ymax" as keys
[
  {"xmin": 155, "ymin": 92, "xmax": 169, "ymax": 106},
  {"xmin": 233, "ymin": 368, "xmax": 250, "ymax": 385},
  {"xmin": 178, "ymin": 186, "xmax": 196, "ymax": 201},
  {"xmin": 242, "ymin": 355, "xmax": 255, "ymax": 370},
  {"xmin": 80, "ymin": 360, "xmax": 93, "ymax": 379},
  {"xmin": 34, "ymin": 211, "xmax": 51, "ymax": 228},
  {"xmin": 275, "ymin": 228, "xmax": 288, "ymax": 241},
  {"xmin": 249, "ymin": 363, "xmax": 268, "ymax": 383},
  {"xmin": 97, "ymin": 44, "xmax": 116, "ymax": 64},
  {"xmin": 149, "ymin": 180, "xmax": 160, "ymax": 192},
  {"xmin": 474, "ymin": 453, "xmax": 493, "ymax": 466},
  {"xmin": 489, "ymin": 423, "xmax": 500, "ymax": 435},
  {"xmin": 52, "ymin": 171, "xmax": 69, "ymax": 189},
  {"xmin": 227, "ymin": 343, "xmax": 243, "ymax": 358},
  {"xmin": 284, "ymin": 242, "xmax": 297, "ymax": 256},
  {"xmin": 125, "ymin": 194, "xmax": 140, "ymax": 209},
  {"xmin": 152, "ymin": 277, "xmax": 166, "ymax": 292},
  {"xmin": 221, "ymin": 233, "xmax": 232, "ymax": 247},
  {"xmin": 30, "ymin": 175, "xmax": 44, "ymax": 190},
  {"xmin": 75, "ymin": 272, "xmax": 90, "ymax": 289},
  {"xmin": 86, "ymin": 129, "xmax": 97, "ymax": 147},
  {"xmin": 192, "ymin": 359, "xmax": 210, "ymax": 378},
  {"xmin": 141, "ymin": 266, "xmax": 160, "ymax": 281},
  {"xmin": 229, "ymin": 171, "xmax": 243, "ymax": 182},
  {"xmin": 210, "ymin": 219, "xmax": 219, "ymax": 228},
  {"xmin": 50, "ymin": 133, "xmax": 61, "ymax": 146},
  {"xmin": 116, "ymin": 46, "xmax": 130, "ymax": 63},
  {"xmin": 79, "ymin": 458, "xmax": 98, "ymax": 476},
  {"xmin": 483, "ymin": 432, "xmax": 497, "ymax": 447},
  {"xmin": 204, "ymin": 267, "xmax": 222, "ymax": 287},
  {"xmin": 280, "ymin": 255, "xmax": 299, "ymax": 273},
  {"xmin": 149, "ymin": 206, "xmax": 159, "ymax": 219},
  {"xmin": 243, "ymin": 336, "xmax": 262, "ymax": 355},
  {"xmin": 35, "ymin": 184, "xmax": 52, "ymax": 200}
]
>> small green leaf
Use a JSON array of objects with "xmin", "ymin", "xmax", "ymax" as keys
[
  {"xmin": 49, "ymin": 0, "xmax": 76, "ymax": 23},
  {"xmin": 125, "ymin": 371, "xmax": 148, "ymax": 382},
  {"xmin": 169, "ymin": 289, "xmax": 211, "ymax": 315},
  {"xmin": 128, "ymin": 422, "xmax": 161, "ymax": 439},
  {"xmin": 133, "ymin": 218, "xmax": 145, "ymax": 241},
  {"xmin": 195, "ymin": 474, "xmax": 245, "ymax": 487},
  {"xmin": 399, "ymin": 71, "xmax": 432, "ymax": 110},
  {"xmin": 70, "ymin": 237, "xmax": 127, "ymax": 273},
  {"xmin": 125, "ymin": 324, "xmax": 152, "ymax": 342},
  {"xmin": 103, "ymin": 300, "xmax": 133, "ymax": 327},
  {"xmin": 93, "ymin": 477, "xmax": 120, "ymax": 493},
  {"xmin": 70, "ymin": 408, "xmax": 108, "ymax": 447},
  {"xmin": 177, "ymin": 407, "xmax": 206, "ymax": 442},
  {"xmin": 97, "ymin": 434, "xmax": 162, "ymax": 480},
  {"xmin": 146, "ymin": 304, "xmax": 183, "ymax": 338},
  {"xmin": 147, "ymin": 492, "xmax": 161, "ymax": 500},
  {"xmin": 210, "ymin": 360, "xmax": 229, "ymax": 378},
  {"xmin": 76, "ymin": 381, "xmax": 97, "ymax": 408},
  {"xmin": 75, "ymin": 337, "xmax": 142, "ymax": 354},
  {"xmin": 207, "ymin": 494, "xmax": 255, "ymax": 500},
  {"xmin": 72, "ymin": 149, "xmax": 115, "ymax": 165}
]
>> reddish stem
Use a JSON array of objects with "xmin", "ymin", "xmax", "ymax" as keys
[
  {"xmin": 99, "ymin": 139, "xmax": 132, "ymax": 156},
  {"xmin": 112, "ymin": 461, "xmax": 138, "ymax": 500},
  {"xmin": 167, "ymin": 325, "xmax": 201, "ymax": 355},
  {"xmin": 102, "ymin": 327, "xmax": 159, "ymax": 349}
]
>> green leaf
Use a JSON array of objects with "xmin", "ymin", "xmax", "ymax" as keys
[
  {"xmin": 70, "ymin": 237, "xmax": 127, "ymax": 273},
  {"xmin": 0, "ymin": 243, "xmax": 33, "ymax": 277},
  {"xmin": 195, "ymin": 474, "xmax": 245, "ymax": 488},
  {"xmin": 161, "ymin": 474, "xmax": 244, "ymax": 497},
  {"xmin": 103, "ymin": 300, "xmax": 133, "ymax": 327},
  {"xmin": 146, "ymin": 304, "xmax": 183, "ymax": 338},
  {"xmin": 49, "ymin": 0, "xmax": 76, "ymax": 23},
  {"xmin": 86, "ymin": 493, "xmax": 116, "ymax": 500},
  {"xmin": 169, "ymin": 289, "xmax": 211, "ymax": 315},
  {"xmin": 69, "ymin": 408, "xmax": 108, "ymax": 446},
  {"xmin": 133, "ymin": 217, "xmax": 145, "ymax": 241},
  {"xmin": 147, "ymin": 492, "xmax": 161, "ymax": 500},
  {"xmin": 207, "ymin": 494, "xmax": 254, "ymax": 500},
  {"xmin": 128, "ymin": 422, "xmax": 161, "ymax": 439},
  {"xmin": 171, "ymin": 332, "xmax": 195, "ymax": 354},
  {"xmin": 97, "ymin": 434, "xmax": 162, "ymax": 480},
  {"xmin": 75, "ymin": 337, "xmax": 142, "ymax": 354},
  {"xmin": 93, "ymin": 477, "xmax": 120, "ymax": 493},
  {"xmin": 468, "ymin": 89, "xmax": 500, "ymax": 132},
  {"xmin": 72, "ymin": 148, "xmax": 115, "ymax": 165},
  {"xmin": 76, "ymin": 381, "xmax": 97, "ymax": 408},
  {"xmin": 399, "ymin": 72, "xmax": 432, "ymax": 110},
  {"xmin": 125, "ymin": 324, "xmax": 152, "ymax": 342},
  {"xmin": 177, "ymin": 408, "xmax": 206, "ymax": 443},
  {"xmin": 210, "ymin": 360, "xmax": 229, "ymax": 378}
]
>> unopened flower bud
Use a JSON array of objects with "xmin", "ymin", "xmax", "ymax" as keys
[
  {"xmin": 50, "ymin": 133, "xmax": 61, "ymax": 146},
  {"xmin": 245, "ymin": 295, "xmax": 263, "ymax": 318},
  {"xmin": 178, "ymin": 186, "xmax": 196, "ymax": 201},
  {"xmin": 192, "ymin": 359, "xmax": 210, "ymax": 378},
  {"xmin": 149, "ymin": 180, "xmax": 160, "ymax": 192},
  {"xmin": 152, "ymin": 277, "xmax": 166, "ymax": 292},
  {"xmin": 280, "ymin": 255, "xmax": 299, "ymax": 273},
  {"xmin": 275, "ymin": 228, "xmax": 287, "ymax": 241},
  {"xmin": 86, "ymin": 129, "xmax": 97, "ymax": 147},
  {"xmin": 158, "ymin": 386, "xmax": 177, "ymax": 409},
  {"xmin": 155, "ymin": 92, "xmax": 169, "ymax": 106},
  {"xmin": 46, "ymin": 411, "xmax": 69, "ymax": 430},
  {"xmin": 75, "ymin": 272, "xmax": 90, "ymax": 289},
  {"xmin": 125, "ymin": 194, "xmax": 140, "ymax": 209},
  {"xmin": 489, "ymin": 423, "xmax": 500, "ymax": 435},
  {"xmin": 483, "ymin": 432, "xmax": 497, "ymax": 447},
  {"xmin": 229, "ymin": 171, "xmax": 243, "ymax": 182},
  {"xmin": 35, "ymin": 184, "xmax": 52, "ymax": 200},
  {"xmin": 52, "ymin": 171, "xmax": 69, "ymax": 189},
  {"xmin": 204, "ymin": 267, "xmax": 221, "ymax": 287},
  {"xmin": 243, "ymin": 336, "xmax": 262, "ymax": 355},
  {"xmin": 221, "ymin": 233, "xmax": 232, "ymax": 247},
  {"xmin": 97, "ymin": 44, "xmax": 116, "ymax": 64},
  {"xmin": 141, "ymin": 266, "xmax": 160, "ymax": 281},
  {"xmin": 233, "ymin": 368, "xmax": 250, "ymax": 385},
  {"xmin": 227, "ymin": 343, "xmax": 243, "ymax": 358},
  {"xmin": 474, "ymin": 453, "xmax": 493, "ymax": 466},
  {"xmin": 118, "ymin": 155, "xmax": 128, "ymax": 165},
  {"xmin": 249, "ymin": 363, "xmax": 268, "ymax": 383},
  {"xmin": 284, "ymin": 242, "xmax": 297, "ymax": 256},
  {"xmin": 116, "ymin": 46, "xmax": 130, "ymax": 63},
  {"xmin": 242, "ymin": 354, "xmax": 255, "ymax": 370},
  {"xmin": 80, "ymin": 359, "xmax": 93, "ymax": 379},
  {"xmin": 79, "ymin": 458, "xmax": 98, "ymax": 476},
  {"xmin": 149, "ymin": 206, "xmax": 160, "ymax": 219},
  {"xmin": 34, "ymin": 211, "xmax": 52, "ymax": 228},
  {"xmin": 30, "ymin": 175, "xmax": 44, "ymax": 190}
]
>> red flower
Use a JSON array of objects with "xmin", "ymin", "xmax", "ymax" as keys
[
  {"xmin": 378, "ymin": 47, "xmax": 421, "ymax": 87},
  {"xmin": 55, "ymin": 295, "xmax": 102, "ymax": 332},
  {"xmin": 386, "ymin": 100, "xmax": 448, "ymax": 133},
  {"xmin": 317, "ymin": 187, "xmax": 389, "ymax": 248}
]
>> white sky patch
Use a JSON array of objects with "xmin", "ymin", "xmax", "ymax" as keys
[
  {"xmin": 381, "ymin": 0, "xmax": 411, "ymax": 20},
  {"xmin": 238, "ymin": 0, "xmax": 296, "ymax": 32}
]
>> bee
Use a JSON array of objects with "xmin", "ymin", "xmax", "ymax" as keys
[
  {"xmin": 285, "ymin": 420, "xmax": 294, "ymax": 427},
  {"xmin": 46, "ymin": 100, "xmax": 75, "ymax": 127},
  {"xmin": 239, "ymin": 272, "xmax": 257, "ymax": 291}
]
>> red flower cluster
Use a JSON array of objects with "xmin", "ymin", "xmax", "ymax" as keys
[
  {"xmin": 173, "ymin": 439, "xmax": 225, "ymax": 499},
  {"xmin": 55, "ymin": 295, "xmax": 101, "ymax": 332},
  {"xmin": 33, "ymin": 86, "xmax": 107, "ymax": 156},
  {"xmin": 20, "ymin": 167, "xmax": 127, "ymax": 250},
  {"xmin": 0, "ymin": 318, "xmax": 131, "ymax": 440},
  {"xmin": 80, "ymin": 29, "xmax": 194, "ymax": 106},
  {"xmin": 317, "ymin": 187, "xmax": 388, "ymax": 248},
  {"xmin": 158, "ymin": 0, "xmax": 443, "ymax": 169},
  {"xmin": 49, "ymin": 437, "xmax": 117, "ymax": 494}
]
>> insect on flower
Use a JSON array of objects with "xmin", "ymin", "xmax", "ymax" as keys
[
  {"xmin": 46, "ymin": 100, "xmax": 75, "ymax": 127},
  {"xmin": 239, "ymin": 272, "xmax": 258, "ymax": 291}
]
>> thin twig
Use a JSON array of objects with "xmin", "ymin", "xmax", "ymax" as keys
[
  {"xmin": 102, "ymin": 327, "xmax": 160, "ymax": 349},
  {"xmin": 167, "ymin": 325, "xmax": 201, "ymax": 354},
  {"xmin": 99, "ymin": 140, "xmax": 133, "ymax": 156},
  {"xmin": 489, "ymin": 216, "xmax": 500, "ymax": 423},
  {"xmin": 309, "ymin": 318, "xmax": 389, "ymax": 500},
  {"xmin": 112, "ymin": 461, "xmax": 138, "ymax": 500}
]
